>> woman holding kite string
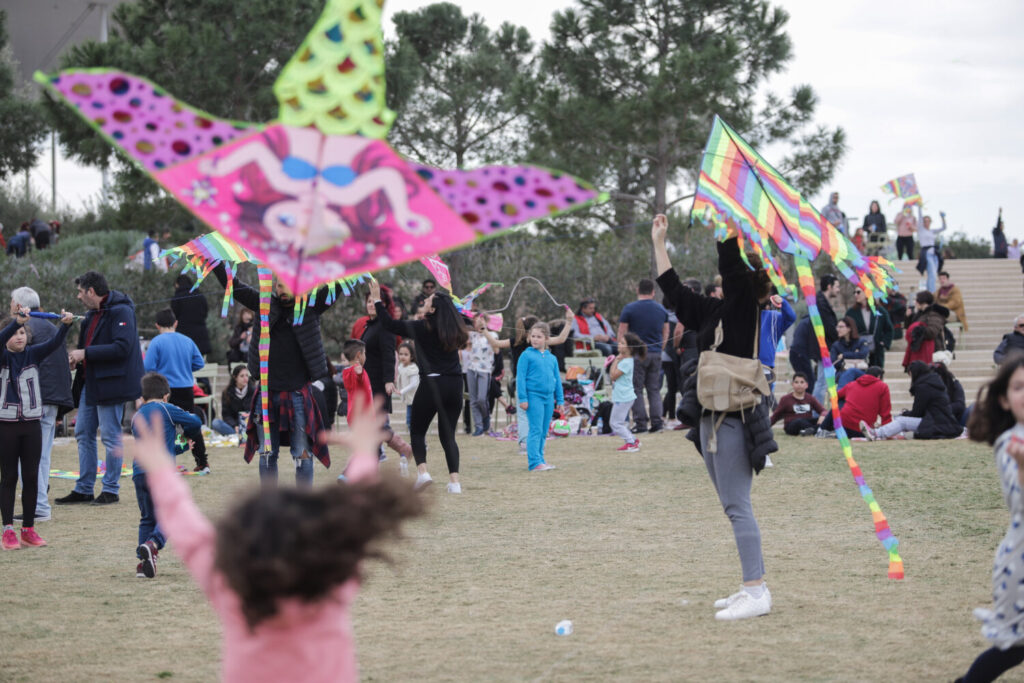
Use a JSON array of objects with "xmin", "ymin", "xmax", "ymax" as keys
[
  {"xmin": 652, "ymin": 213, "xmax": 778, "ymax": 621},
  {"xmin": 369, "ymin": 279, "xmax": 467, "ymax": 493}
]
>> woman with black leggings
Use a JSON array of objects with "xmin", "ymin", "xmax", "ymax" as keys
[{"xmin": 369, "ymin": 280, "xmax": 468, "ymax": 493}]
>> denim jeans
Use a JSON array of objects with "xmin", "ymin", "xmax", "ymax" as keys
[
  {"xmin": 467, "ymin": 369, "xmax": 490, "ymax": 433},
  {"xmin": 257, "ymin": 391, "xmax": 313, "ymax": 487},
  {"xmin": 133, "ymin": 472, "xmax": 165, "ymax": 551},
  {"xmin": 211, "ymin": 418, "xmax": 237, "ymax": 436},
  {"xmin": 924, "ymin": 247, "xmax": 939, "ymax": 292},
  {"xmin": 74, "ymin": 389, "xmax": 125, "ymax": 495},
  {"xmin": 19, "ymin": 404, "xmax": 57, "ymax": 516}
]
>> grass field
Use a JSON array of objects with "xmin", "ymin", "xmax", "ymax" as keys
[{"xmin": 1, "ymin": 427, "xmax": 1018, "ymax": 682}]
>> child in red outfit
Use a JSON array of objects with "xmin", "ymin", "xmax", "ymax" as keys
[
  {"xmin": 341, "ymin": 340, "xmax": 373, "ymax": 420},
  {"xmin": 340, "ymin": 339, "xmax": 412, "ymax": 477}
]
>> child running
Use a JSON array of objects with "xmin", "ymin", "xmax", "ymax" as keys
[
  {"xmin": 130, "ymin": 371, "xmax": 205, "ymax": 577},
  {"xmin": 129, "ymin": 395, "xmax": 425, "ymax": 683},
  {"xmin": 395, "ymin": 341, "xmax": 419, "ymax": 432},
  {"xmin": 340, "ymin": 339, "xmax": 410, "ymax": 477},
  {"xmin": 0, "ymin": 306, "xmax": 75, "ymax": 550},
  {"xmin": 958, "ymin": 355, "xmax": 1024, "ymax": 682},
  {"xmin": 516, "ymin": 322, "xmax": 564, "ymax": 472},
  {"xmin": 609, "ymin": 332, "xmax": 644, "ymax": 452}
]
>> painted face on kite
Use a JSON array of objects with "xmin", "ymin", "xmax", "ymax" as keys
[{"xmin": 35, "ymin": 0, "xmax": 606, "ymax": 297}]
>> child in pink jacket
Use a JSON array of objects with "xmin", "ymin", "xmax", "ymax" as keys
[{"xmin": 131, "ymin": 397, "xmax": 424, "ymax": 682}]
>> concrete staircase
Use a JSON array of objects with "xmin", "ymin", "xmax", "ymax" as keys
[{"xmin": 776, "ymin": 258, "xmax": 1024, "ymax": 412}]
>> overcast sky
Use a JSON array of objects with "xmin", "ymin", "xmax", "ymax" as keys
[{"xmin": 27, "ymin": 0, "xmax": 1024, "ymax": 243}]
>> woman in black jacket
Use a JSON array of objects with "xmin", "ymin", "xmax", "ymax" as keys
[
  {"xmin": 212, "ymin": 365, "xmax": 255, "ymax": 436},
  {"xmin": 865, "ymin": 361, "xmax": 962, "ymax": 440},
  {"xmin": 369, "ymin": 279, "xmax": 468, "ymax": 493},
  {"xmin": 360, "ymin": 285, "xmax": 413, "ymax": 468},
  {"xmin": 652, "ymin": 214, "xmax": 777, "ymax": 622},
  {"xmin": 226, "ymin": 308, "xmax": 254, "ymax": 363},
  {"xmin": 171, "ymin": 274, "xmax": 212, "ymax": 357},
  {"xmin": 932, "ymin": 362, "xmax": 966, "ymax": 425}
]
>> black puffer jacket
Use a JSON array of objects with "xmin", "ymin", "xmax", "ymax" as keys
[
  {"xmin": 905, "ymin": 365, "xmax": 962, "ymax": 439},
  {"xmin": 677, "ymin": 359, "xmax": 776, "ymax": 474},
  {"xmin": 663, "ymin": 238, "xmax": 778, "ymax": 474},
  {"xmin": 213, "ymin": 265, "xmax": 335, "ymax": 391}
]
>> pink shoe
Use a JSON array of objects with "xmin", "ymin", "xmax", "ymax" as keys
[
  {"xmin": 617, "ymin": 441, "xmax": 640, "ymax": 453},
  {"xmin": 20, "ymin": 527, "xmax": 47, "ymax": 547},
  {"xmin": 2, "ymin": 528, "xmax": 20, "ymax": 550},
  {"xmin": 531, "ymin": 463, "xmax": 557, "ymax": 472}
]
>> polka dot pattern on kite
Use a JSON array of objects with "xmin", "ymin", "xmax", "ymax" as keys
[
  {"xmin": 47, "ymin": 70, "xmax": 251, "ymax": 172},
  {"xmin": 412, "ymin": 164, "xmax": 602, "ymax": 234}
]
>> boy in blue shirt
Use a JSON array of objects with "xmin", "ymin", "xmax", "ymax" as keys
[
  {"xmin": 144, "ymin": 308, "xmax": 209, "ymax": 472},
  {"xmin": 130, "ymin": 372, "xmax": 204, "ymax": 578}
]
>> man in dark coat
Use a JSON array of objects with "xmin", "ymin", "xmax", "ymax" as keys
[
  {"xmin": 213, "ymin": 264, "xmax": 337, "ymax": 486},
  {"xmin": 994, "ymin": 314, "xmax": 1024, "ymax": 365},
  {"xmin": 10, "ymin": 287, "xmax": 74, "ymax": 521},
  {"xmin": 171, "ymin": 274, "xmax": 212, "ymax": 357},
  {"xmin": 56, "ymin": 271, "xmax": 144, "ymax": 505}
]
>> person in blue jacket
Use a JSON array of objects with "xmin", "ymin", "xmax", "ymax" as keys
[
  {"xmin": 130, "ymin": 371, "xmax": 204, "ymax": 578},
  {"xmin": 759, "ymin": 291, "xmax": 795, "ymax": 402},
  {"xmin": 516, "ymin": 322, "xmax": 564, "ymax": 472},
  {"xmin": 56, "ymin": 271, "xmax": 144, "ymax": 506}
]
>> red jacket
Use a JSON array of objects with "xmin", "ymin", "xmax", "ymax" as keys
[
  {"xmin": 341, "ymin": 365, "xmax": 373, "ymax": 422},
  {"xmin": 901, "ymin": 321, "xmax": 934, "ymax": 369},
  {"xmin": 838, "ymin": 374, "xmax": 892, "ymax": 428}
]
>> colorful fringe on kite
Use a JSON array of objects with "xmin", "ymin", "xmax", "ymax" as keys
[{"xmin": 694, "ymin": 115, "xmax": 903, "ymax": 579}]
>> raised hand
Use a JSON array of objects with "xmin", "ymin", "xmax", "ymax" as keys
[{"xmin": 651, "ymin": 214, "xmax": 668, "ymax": 243}]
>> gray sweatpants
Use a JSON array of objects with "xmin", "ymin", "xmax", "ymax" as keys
[
  {"xmin": 631, "ymin": 353, "xmax": 664, "ymax": 429},
  {"xmin": 610, "ymin": 401, "xmax": 634, "ymax": 443},
  {"xmin": 698, "ymin": 414, "xmax": 765, "ymax": 582}
]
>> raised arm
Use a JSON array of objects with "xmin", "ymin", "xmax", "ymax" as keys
[
  {"xmin": 212, "ymin": 263, "xmax": 260, "ymax": 312},
  {"xmin": 652, "ymin": 214, "xmax": 672, "ymax": 277},
  {"xmin": 550, "ymin": 309, "xmax": 573, "ymax": 346}
]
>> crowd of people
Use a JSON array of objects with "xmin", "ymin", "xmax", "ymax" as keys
[{"xmin": 5, "ymin": 210, "xmax": 1024, "ymax": 680}]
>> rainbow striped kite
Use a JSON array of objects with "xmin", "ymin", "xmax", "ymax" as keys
[
  {"xmin": 694, "ymin": 115, "xmax": 903, "ymax": 580},
  {"xmin": 881, "ymin": 173, "xmax": 922, "ymax": 206}
]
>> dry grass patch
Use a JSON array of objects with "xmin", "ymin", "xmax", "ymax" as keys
[{"xmin": 0, "ymin": 429, "xmax": 1013, "ymax": 681}]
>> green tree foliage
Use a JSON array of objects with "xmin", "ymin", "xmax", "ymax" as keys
[
  {"xmin": 0, "ymin": 10, "xmax": 48, "ymax": 180},
  {"xmin": 530, "ymin": 0, "xmax": 846, "ymax": 228},
  {"xmin": 386, "ymin": 2, "xmax": 537, "ymax": 168},
  {"xmin": 41, "ymin": 0, "xmax": 324, "ymax": 223}
]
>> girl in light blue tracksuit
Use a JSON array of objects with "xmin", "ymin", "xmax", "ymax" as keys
[{"xmin": 516, "ymin": 323, "xmax": 564, "ymax": 472}]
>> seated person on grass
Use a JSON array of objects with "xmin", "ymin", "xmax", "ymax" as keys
[
  {"xmin": 818, "ymin": 366, "xmax": 892, "ymax": 438},
  {"xmin": 860, "ymin": 361, "xmax": 963, "ymax": 441},
  {"xmin": 770, "ymin": 372, "xmax": 825, "ymax": 436}
]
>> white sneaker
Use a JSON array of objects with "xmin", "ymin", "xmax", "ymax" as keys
[
  {"xmin": 414, "ymin": 472, "xmax": 433, "ymax": 490},
  {"xmin": 859, "ymin": 420, "xmax": 877, "ymax": 441},
  {"xmin": 713, "ymin": 586, "xmax": 745, "ymax": 609},
  {"xmin": 447, "ymin": 482, "xmax": 462, "ymax": 494},
  {"xmin": 764, "ymin": 455, "xmax": 774, "ymax": 468},
  {"xmin": 399, "ymin": 457, "xmax": 409, "ymax": 477},
  {"xmin": 714, "ymin": 586, "xmax": 771, "ymax": 621}
]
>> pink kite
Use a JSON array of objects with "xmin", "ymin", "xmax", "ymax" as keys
[{"xmin": 35, "ymin": 0, "xmax": 606, "ymax": 296}]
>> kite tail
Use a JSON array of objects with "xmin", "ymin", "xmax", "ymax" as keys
[
  {"xmin": 257, "ymin": 267, "xmax": 274, "ymax": 451},
  {"xmin": 221, "ymin": 263, "xmax": 235, "ymax": 318},
  {"xmin": 795, "ymin": 257, "xmax": 903, "ymax": 579}
]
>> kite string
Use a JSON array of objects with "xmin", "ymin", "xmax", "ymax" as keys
[{"xmin": 481, "ymin": 276, "xmax": 570, "ymax": 316}]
